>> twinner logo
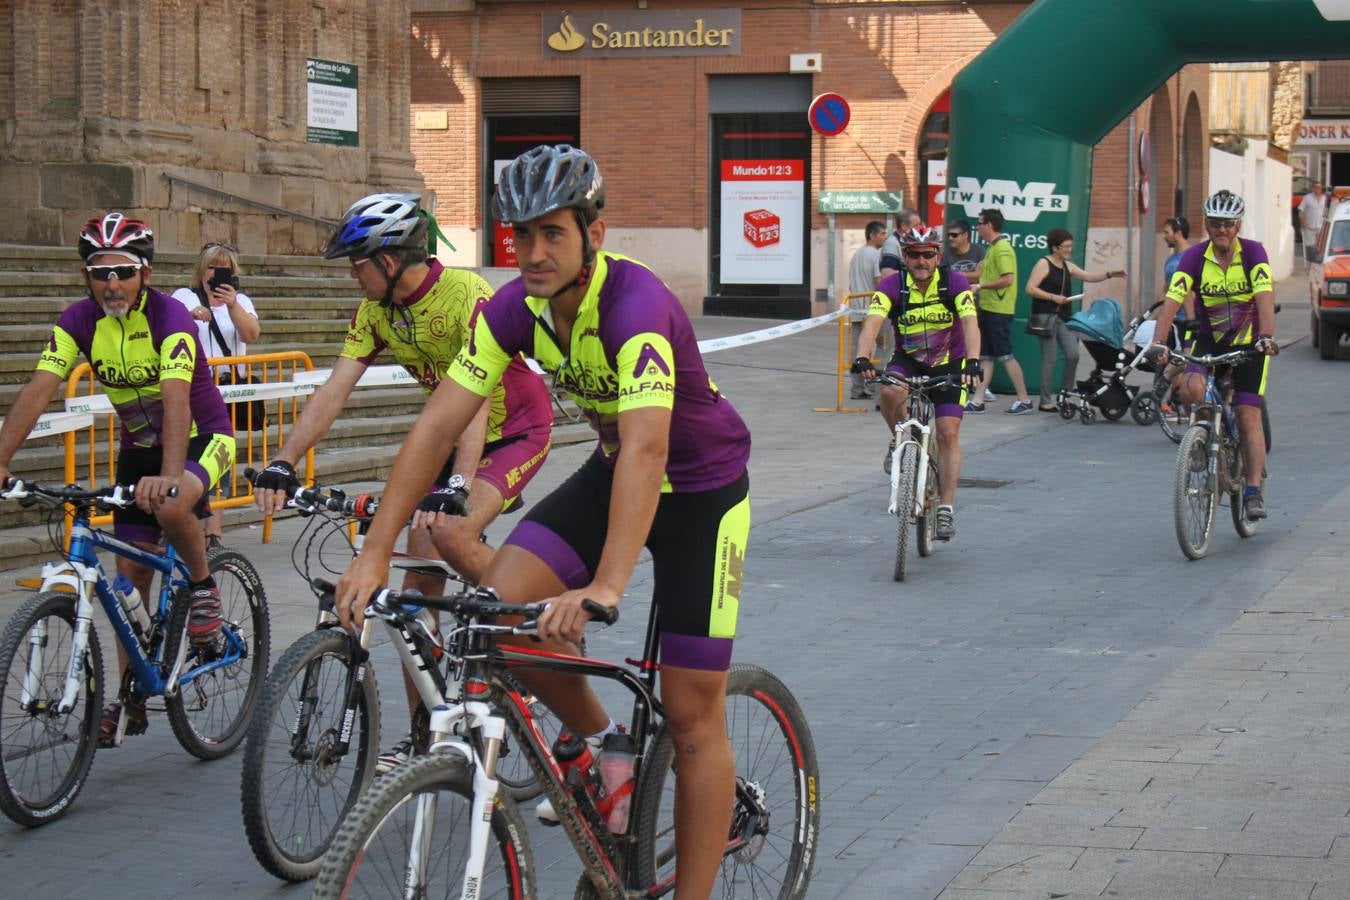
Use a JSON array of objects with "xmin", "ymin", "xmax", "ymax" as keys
[
  {"xmin": 547, "ymin": 15, "xmax": 586, "ymax": 52},
  {"xmin": 948, "ymin": 177, "xmax": 1070, "ymax": 223}
]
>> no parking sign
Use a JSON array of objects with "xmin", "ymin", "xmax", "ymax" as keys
[{"xmin": 808, "ymin": 93, "xmax": 850, "ymax": 137}]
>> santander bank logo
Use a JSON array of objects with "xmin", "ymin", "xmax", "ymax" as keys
[{"xmin": 948, "ymin": 177, "xmax": 1070, "ymax": 223}]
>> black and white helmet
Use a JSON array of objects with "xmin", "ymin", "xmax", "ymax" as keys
[
  {"xmin": 1202, "ymin": 190, "xmax": 1245, "ymax": 220},
  {"xmin": 490, "ymin": 144, "xmax": 604, "ymax": 225},
  {"xmin": 323, "ymin": 193, "xmax": 428, "ymax": 260}
]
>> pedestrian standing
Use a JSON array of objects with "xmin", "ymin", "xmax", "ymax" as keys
[
  {"xmin": 847, "ymin": 221, "xmax": 888, "ymax": 397},
  {"xmin": 967, "ymin": 209, "xmax": 1033, "ymax": 414},
  {"xmin": 1024, "ymin": 228, "xmax": 1126, "ymax": 411},
  {"xmin": 1299, "ymin": 181, "xmax": 1329, "ymax": 263}
]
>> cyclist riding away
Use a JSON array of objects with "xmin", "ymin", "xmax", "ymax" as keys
[
  {"xmin": 252, "ymin": 192, "xmax": 553, "ymax": 770},
  {"xmin": 1150, "ymin": 190, "xmax": 1278, "ymax": 519},
  {"xmin": 852, "ymin": 224, "xmax": 981, "ymax": 540},
  {"xmin": 0, "ymin": 212, "xmax": 236, "ymax": 744},
  {"xmin": 335, "ymin": 144, "xmax": 752, "ymax": 899}
]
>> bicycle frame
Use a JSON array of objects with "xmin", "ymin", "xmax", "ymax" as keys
[
  {"xmin": 888, "ymin": 392, "xmax": 935, "ymax": 520},
  {"xmin": 28, "ymin": 508, "xmax": 243, "ymax": 713}
]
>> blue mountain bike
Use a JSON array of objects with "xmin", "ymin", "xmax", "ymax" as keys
[{"xmin": 0, "ymin": 478, "xmax": 269, "ymax": 826}]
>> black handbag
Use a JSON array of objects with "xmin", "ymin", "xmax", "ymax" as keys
[
  {"xmin": 206, "ymin": 311, "xmax": 267, "ymax": 432},
  {"xmin": 1025, "ymin": 312, "xmax": 1056, "ymax": 337}
]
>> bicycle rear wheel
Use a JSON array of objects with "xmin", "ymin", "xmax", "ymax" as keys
[
  {"xmin": 1158, "ymin": 396, "xmax": 1189, "ymax": 443},
  {"xmin": 893, "ymin": 444, "xmax": 918, "ymax": 581},
  {"xmin": 313, "ymin": 753, "xmax": 534, "ymax": 900},
  {"xmin": 164, "ymin": 548, "xmax": 270, "ymax": 760},
  {"xmin": 1230, "ymin": 441, "xmax": 1262, "ymax": 539},
  {"xmin": 0, "ymin": 591, "xmax": 103, "ymax": 826},
  {"xmin": 1174, "ymin": 425, "xmax": 1217, "ymax": 560},
  {"xmin": 633, "ymin": 664, "xmax": 820, "ymax": 900},
  {"xmin": 241, "ymin": 628, "xmax": 380, "ymax": 881}
]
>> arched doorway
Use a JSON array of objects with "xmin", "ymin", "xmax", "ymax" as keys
[
  {"xmin": 1181, "ymin": 92, "xmax": 1205, "ymax": 224},
  {"xmin": 917, "ymin": 90, "xmax": 950, "ymax": 226}
]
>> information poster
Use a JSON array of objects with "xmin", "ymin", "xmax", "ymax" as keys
[
  {"xmin": 307, "ymin": 58, "xmax": 359, "ymax": 146},
  {"xmin": 719, "ymin": 159, "xmax": 804, "ymax": 284}
]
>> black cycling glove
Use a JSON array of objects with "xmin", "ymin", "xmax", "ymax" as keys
[
  {"xmin": 253, "ymin": 460, "xmax": 299, "ymax": 495},
  {"xmin": 961, "ymin": 358, "xmax": 982, "ymax": 386},
  {"xmin": 417, "ymin": 474, "xmax": 470, "ymax": 518},
  {"xmin": 851, "ymin": 356, "xmax": 876, "ymax": 377}
]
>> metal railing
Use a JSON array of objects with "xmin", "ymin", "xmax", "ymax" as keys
[{"xmin": 163, "ymin": 173, "xmax": 339, "ymax": 229}]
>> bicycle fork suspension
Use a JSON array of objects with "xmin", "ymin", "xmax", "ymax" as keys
[
  {"xmin": 888, "ymin": 421, "xmax": 931, "ymax": 518},
  {"xmin": 57, "ymin": 588, "xmax": 98, "ymax": 714}
]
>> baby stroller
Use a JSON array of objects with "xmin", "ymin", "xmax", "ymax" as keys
[{"xmin": 1055, "ymin": 298, "xmax": 1153, "ymax": 424}]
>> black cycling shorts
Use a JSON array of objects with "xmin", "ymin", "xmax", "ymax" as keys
[
  {"xmin": 502, "ymin": 455, "xmax": 751, "ymax": 672},
  {"xmin": 114, "ymin": 434, "xmax": 229, "ymax": 543},
  {"xmin": 1186, "ymin": 333, "xmax": 1270, "ymax": 409}
]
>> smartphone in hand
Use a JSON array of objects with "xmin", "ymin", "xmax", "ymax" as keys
[{"xmin": 207, "ymin": 267, "xmax": 240, "ymax": 291}]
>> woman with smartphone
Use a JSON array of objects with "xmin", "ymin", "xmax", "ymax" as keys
[{"xmin": 172, "ymin": 241, "xmax": 262, "ymax": 548}]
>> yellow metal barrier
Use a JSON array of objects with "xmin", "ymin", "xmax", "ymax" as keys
[
  {"xmin": 813, "ymin": 292, "xmax": 878, "ymax": 413},
  {"xmin": 63, "ymin": 351, "xmax": 316, "ymax": 544}
]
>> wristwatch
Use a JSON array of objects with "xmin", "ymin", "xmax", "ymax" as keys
[{"xmin": 445, "ymin": 474, "xmax": 470, "ymax": 494}]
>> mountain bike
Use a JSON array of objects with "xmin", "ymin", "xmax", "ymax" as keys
[
  {"xmin": 0, "ymin": 478, "xmax": 268, "ymax": 826},
  {"xmin": 239, "ymin": 478, "xmax": 559, "ymax": 882},
  {"xmin": 874, "ymin": 372, "xmax": 954, "ymax": 582},
  {"xmin": 311, "ymin": 580, "xmax": 819, "ymax": 900},
  {"xmin": 1167, "ymin": 348, "xmax": 1266, "ymax": 560}
]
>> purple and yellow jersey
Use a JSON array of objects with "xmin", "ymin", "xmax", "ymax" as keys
[
  {"xmin": 450, "ymin": 251, "xmax": 751, "ymax": 492},
  {"xmin": 339, "ymin": 261, "xmax": 552, "ymax": 441},
  {"xmin": 35, "ymin": 289, "xmax": 232, "ymax": 448},
  {"xmin": 1165, "ymin": 238, "xmax": 1273, "ymax": 346},
  {"xmin": 868, "ymin": 269, "xmax": 976, "ymax": 367}
]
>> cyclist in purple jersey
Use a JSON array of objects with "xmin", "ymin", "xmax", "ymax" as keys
[
  {"xmin": 0, "ymin": 214, "xmax": 235, "ymax": 742},
  {"xmin": 853, "ymin": 225, "xmax": 982, "ymax": 540},
  {"xmin": 1151, "ymin": 190, "xmax": 1278, "ymax": 520},
  {"xmin": 338, "ymin": 145, "xmax": 751, "ymax": 898}
]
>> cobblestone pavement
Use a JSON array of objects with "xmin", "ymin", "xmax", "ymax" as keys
[{"xmin": 1, "ymin": 280, "xmax": 1347, "ymax": 899}]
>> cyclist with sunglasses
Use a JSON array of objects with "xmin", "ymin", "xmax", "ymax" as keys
[
  {"xmin": 1150, "ymin": 190, "xmax": 1278, "ymax": 520},
  {"xmin": 851, "ymin": 225, "xmax": 982, "ymax": 540},
  {"xmin": 252, "ymin": 192, "xmax": 553, "ymax": 771},
  {"xmin": 336, "ymin": 144, "xmax": 752, "ymax": 899},
  {"xmin": 0, "ymin": 212, "xmax": 236, "ymax": 743}
]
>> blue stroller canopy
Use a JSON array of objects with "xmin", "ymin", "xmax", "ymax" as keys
[{"xmin": 1066, "ymin": 298, "xmax": 1124, "ymax": 349}]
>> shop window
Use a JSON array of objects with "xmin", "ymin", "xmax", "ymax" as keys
[{"xmin": 918, "ymin": 91, "xmax": 950, "ymax": 227}]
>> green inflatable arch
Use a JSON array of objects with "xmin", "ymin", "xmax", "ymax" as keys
[{"xmin": 947, "ymin": 0, "xmax": 1350, "ymax": 392}]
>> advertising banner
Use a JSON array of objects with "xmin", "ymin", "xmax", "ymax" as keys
[
  {"xmin": 719, "ymin": 159, "xmax": 803, "ymax": 284},
  {"xmin": 306, "ymin": 58, "xmax": 359, "ymax": 147}
]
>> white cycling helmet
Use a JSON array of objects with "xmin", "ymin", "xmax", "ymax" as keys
[{"xmin": 1202, "ymin": 190, "xmax": 1245, "ymax": 220}]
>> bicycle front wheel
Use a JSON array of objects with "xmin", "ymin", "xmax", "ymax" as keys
[
  {"xmin": 916, "ymin": 456, "xmax": 938, "ymax": 558},
  {"xmin": 165, "ymin": 548, "xmax": 270, "ymax": 760},
  {"xmin": 313, "ymin": 753, "xmax": 534, "ymax": 900},
  {"xmin": 1174, "ymin": 425, "xmax": 1217, "ymax": 560},
  {"xmin": 0, "ymin": 591, "xmax": 103, "ymax": 826},
  {"xmin": 893, "ymin": 443, "xmax": 918, "ymax": 581},
  {"xmin": 241, "ymin": 628, "xmax": 380, "ymax": 881},
  {"xmin": 633, "ymin": 664, "xmax": 820, "ymax": 900}
]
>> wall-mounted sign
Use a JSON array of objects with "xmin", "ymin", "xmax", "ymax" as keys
[
  {"xmin": 542, "ymin": 10, "xmax": 740, "ymax": 58},
  {"xmin": 808, "ymin": 93, "xmax": 850, "ymax": 137},
  {"xmin": 1295, "ymin": 118, "xmax": 1350, "ymax": 146},
  {"xmin": 307, "ymin": 58, "xmax": 359, "ymax": 147},
  {"xmin": 817, "ymin": 190, "xmax": 903, "ymax": 214},
  {"xmin": 720, "ymin": 159, "xmax": 804, "ymax": 284}
]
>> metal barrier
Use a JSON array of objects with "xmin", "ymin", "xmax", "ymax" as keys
[
  {"xmin": 813, "ymin": 292, "xmax": 878, "ymax": 413},
  {"xmin": 62, "ymin": 351, "xmax": 316, "ymax": 544}
]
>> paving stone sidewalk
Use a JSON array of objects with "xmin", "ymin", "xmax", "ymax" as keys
[{"xmin": 931, "ymin": 480, "xmax": 1350, "ymax": 900}]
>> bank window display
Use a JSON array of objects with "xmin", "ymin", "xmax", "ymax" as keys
[{"xmin": 708, "ymin": 112, "xmax": 811, "ymax": 318}]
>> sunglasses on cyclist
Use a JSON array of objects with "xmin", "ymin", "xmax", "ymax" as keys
[
  {"xmin": 1206, "ymin": 218, "xmax": 1238, "ymax": 230},
  {"xmin": 203, "ymin": 241, "xmax": 239, "ymax": 252},
  {"xmin": 902, "ymin": 249, "xmax": 940, "ymax": 260},
  {"xmin": 84, "ymin": 264, "xmax": 143, "ymax": 282}
]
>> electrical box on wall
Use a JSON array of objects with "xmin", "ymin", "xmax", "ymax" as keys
[{"xmin": 789, "ymin": 53, "xmax": 821, "ymax": 74}]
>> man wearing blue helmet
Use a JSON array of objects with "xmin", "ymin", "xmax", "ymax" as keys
[{"xmin": 254, "ymin": 192, "xmax": 553, "ymax": 768}]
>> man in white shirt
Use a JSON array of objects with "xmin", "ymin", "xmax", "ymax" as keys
[
  {"xmin": 1299, "ymin": 181, "xmax": 1329, "ymax": 263},
  {"xmin": 847, "ymin": 221, "xmax": 887, "ymax": 397}
]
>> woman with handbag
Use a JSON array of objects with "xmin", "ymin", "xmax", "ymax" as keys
[
  {"xmin": 172, "ymin": 241, "xmax": 262, "ymax": 547},
  {"xmin": 1025, "ymin": 229, "xmax": 1125, "ymax": 412}
]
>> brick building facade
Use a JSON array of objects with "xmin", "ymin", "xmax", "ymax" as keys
[{"xmin": 411, "ymin": 1, "xmax": 1210, "ymax": 316}]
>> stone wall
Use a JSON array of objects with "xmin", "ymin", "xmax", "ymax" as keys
[{"xmin": 0, "ymin": 0, "xmax": 423, "ymax": 255}]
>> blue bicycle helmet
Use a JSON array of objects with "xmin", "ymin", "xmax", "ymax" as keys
[{"xmin": 323, "ymin": 193, "xmax": 428, "ymax": 260}]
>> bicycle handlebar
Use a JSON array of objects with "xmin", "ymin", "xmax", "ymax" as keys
[
  {"xmin": 869, "ymin": 372, "xmax": 961, "ymax": 390},
  {"xmin": 1163, "ymin": 347, "xmax": 1264, "ymax": 369},
  {"xmin": 244, "ymin": 468, "xmax": 378, "ymax": 519},
  {"xmin": 310, "ymin": 577, "xmax": 620, "ymax": 630},
  {"xmin": 0, "ymin": 478, "xmax": 176, "ymax": 508}
]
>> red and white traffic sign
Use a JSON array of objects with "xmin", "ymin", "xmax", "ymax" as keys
[{"xmin": 808, "ymin": 93, "xmax": 850, "ymax": 137}]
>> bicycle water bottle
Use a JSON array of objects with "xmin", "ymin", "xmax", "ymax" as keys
[
  {"xmin": 553, "ymin": 730, "xmax": 604, "ymax": 809},
  {"xmin": 597, "ymin": 731, "xmax": 637, "ymax": 833},
  {"xmin": 112, "ymin": 573, "xmax": 150, "ymax": 638}
]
